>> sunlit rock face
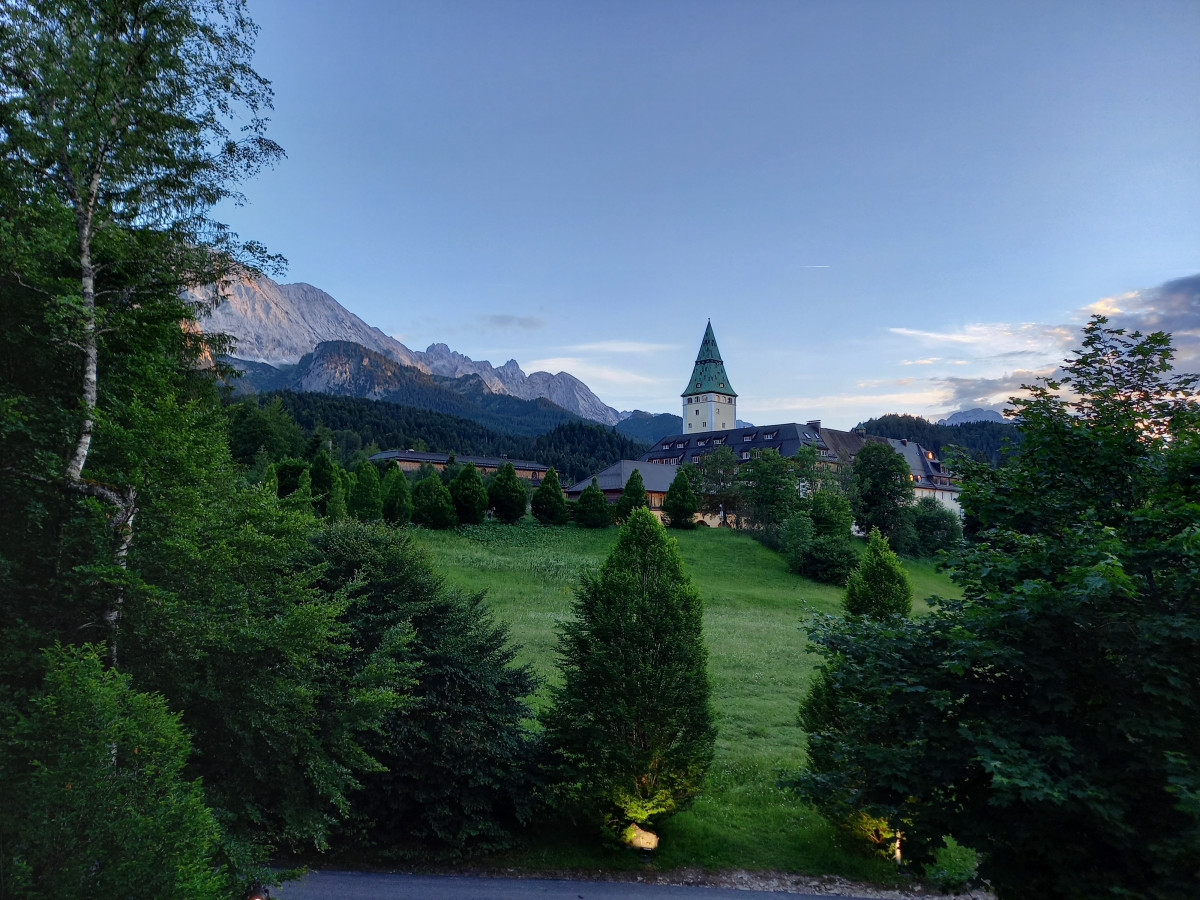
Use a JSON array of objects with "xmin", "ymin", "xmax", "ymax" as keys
[{"xmin": 190, "ymin": 275, "xmax": 620, "ymax": 425}]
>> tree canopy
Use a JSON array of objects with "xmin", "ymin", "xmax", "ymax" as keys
[{"xmin": 791, "ymin": 318, "xmax": 1200, "ymax": 900}]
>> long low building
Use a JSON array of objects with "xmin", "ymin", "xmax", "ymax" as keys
[
  {"xmin": 369, "ymin": 449, "xmax": 550, "ymax": 484},
  {"xmin": 563, "ymin": 460, "xmax": 680, "ymax": 517}
]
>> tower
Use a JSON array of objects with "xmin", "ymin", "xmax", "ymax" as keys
[{"xmin": 681, "ymin": 321, "xmax": 737, "ymax": 433}]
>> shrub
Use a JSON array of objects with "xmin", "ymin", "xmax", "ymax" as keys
[
  {"xmin": 843, "ymin": 528, "xmax": 912, "ymax": 618},
  {"xmin": 663, "ymin": 468, "xmax": 700, "ymax": 528},
  {"xmin": 612, "ymin": 468, "xmax": 648, "ymax": 523},
  {"xmin": 910, "ymin": 496, "xmax": 962, "ymax": 557},
  {"xmin": 382, "ymin": 466, "xmax": 413, "ymax": 525}
]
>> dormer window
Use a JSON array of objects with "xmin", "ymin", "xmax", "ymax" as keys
[
  {"xmin": 662, "ymin": 443, "xmax": 671, "ymax": 450},
  {"xmin": 675, "ymin": 441, "xmax": 687, "ymax": 449}
]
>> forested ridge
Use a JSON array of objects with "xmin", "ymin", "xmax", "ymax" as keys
[
  {"xmin": 243, "ymin": 390, "xmax": 648, "ymax": 484},
  {"xmin": 855, "ymin": 413, "xmax": 1020, "ymax": 465}
]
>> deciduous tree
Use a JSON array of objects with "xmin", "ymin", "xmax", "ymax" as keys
[
  {"xmin": 849, "ymin": 441, "xmax": 914, "ymax": 551},
  {"xmin": 791, "ymin": 319, "xmax": 1200, "ymax": 900}
]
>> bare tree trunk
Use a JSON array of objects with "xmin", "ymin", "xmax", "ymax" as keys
[{"xmin": 65, "ymin": 239, "xmax": 98, "ymax": 482}]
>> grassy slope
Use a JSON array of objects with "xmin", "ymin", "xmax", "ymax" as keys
[{"xmin": 410, "ymin": 522, "xmax": 961, "ymax": 880}]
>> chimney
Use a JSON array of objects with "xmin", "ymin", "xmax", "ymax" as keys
[
  {"xmin": 807, "ymin": 419, "xmax": 821, "ymax": 431},
  {"xmin": 853, "ymin": 428, "xmax": 866, "ymax": 436},
  {"xmin": 901, "ymin": 438, "xmax": 908, "ymax": 446}
]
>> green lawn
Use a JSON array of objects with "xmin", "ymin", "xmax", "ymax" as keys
[{"xmin": 410, "ymin": 520, "xmax": 961, "ymax": 881}]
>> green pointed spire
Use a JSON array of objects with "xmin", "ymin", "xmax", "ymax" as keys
[{"xmin": 682, "ymin": 322, "xmax": 736, "ymax": 397}]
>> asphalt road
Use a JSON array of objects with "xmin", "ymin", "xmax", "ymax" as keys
[{"xmin": 274, "ymin": 870, "xmax": 879, "ymax": 899}]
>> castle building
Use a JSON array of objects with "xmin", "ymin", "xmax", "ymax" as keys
[{"xmin": 681, "ymin": 321, "xmax": 737, "ymax": 433}]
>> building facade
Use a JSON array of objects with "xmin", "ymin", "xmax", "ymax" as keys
[{"xmin": 681, "ymin": 322, "xmax": 737, "ymax": 433}]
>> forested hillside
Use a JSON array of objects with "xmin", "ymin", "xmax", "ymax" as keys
[
  {"xmin": 856, "ymin": 413, "xmax": 1020, "ymax": 465},
  {"xmin": 241, "ymin": 391, "xmax": 647, "ymax": 483}
]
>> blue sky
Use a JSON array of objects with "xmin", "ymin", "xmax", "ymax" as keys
[{"xmin": 223, "ymin": 0, "xmax": 1199, "ymax": 428}]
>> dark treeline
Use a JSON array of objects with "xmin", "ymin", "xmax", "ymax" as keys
[
  {"xmin": 855, "ymin": 413, "xmax": 1020, "ymax": 465},
  {"xmin": 243, "ymin": 390, "xmax": 648, "ymax": 484}
]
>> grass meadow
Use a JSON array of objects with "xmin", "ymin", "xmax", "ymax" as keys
[{"xmin": 409, "ymin": 520, "xmax": 962, "ymax": 881}]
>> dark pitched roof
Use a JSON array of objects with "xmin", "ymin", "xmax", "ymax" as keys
[
  {"xmin": 638, "ymin": 422, "xmax": 826, "ymax": 464},
  {"xmin": 369, "ymin": 449, "xmax": 549, "ymax": 472},
  {"xmin": 681, "ymin": 321, "xmax": 737, "ymax": 398},
  {"xmin": 564, "ymin": 460, "xmax": 678, "ymax": 495}
]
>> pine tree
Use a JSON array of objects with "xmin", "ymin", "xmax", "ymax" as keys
[
  {"xmin": 488, "ymin": 462, "xmax": 527, "ymax": 524},
  {"xmin": 412, "ymin": 475, "xmax": 457, "ymax": 529},
  {"xmin": 531, "ymin": 467, "xmax": 568, "ymax": 525},
  {"xmin": 662, "ymin": 468, "xmax": 699, "ymax": 529},
  {"xmin": 449, "ymin": 463, "xmax": 489, "ymax": 525},
  {"xmin": 543, "ymin": 508, "xmax": 716, "ymax": 838},
  {"xmin": 347, "ymin": 462, "xmax": 384, "ymax": 521},
  {"xmin": 309, "ymin": 450, "xmax": 337, "ymax": 517},
  {"xmin": 381, "ymin": 467, "xmax": 413, "ymax": 526},
  {"xmin": 575, "ymin": 478, "xmax": 611, "ymax": 528},
  {"xmin": 843, "ymin": 528, "xmax": 912, "ymax": 618},
  {"xmin": 613, "ymin": 468, "xmax": 648, "ymax": 523}
]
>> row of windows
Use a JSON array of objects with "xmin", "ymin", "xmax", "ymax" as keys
[{"xmin": 685, "ymin": 395, "xmax": 734, "ymax": 403}]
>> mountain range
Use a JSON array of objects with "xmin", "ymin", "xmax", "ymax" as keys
[{"xmin": 192, "ymin": 276, "xmax": 622, "ymax": 425}]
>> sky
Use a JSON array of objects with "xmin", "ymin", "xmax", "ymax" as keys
[{"xmin": 221, "ymin": 0, "xmax": 1200, "ymax": 429}]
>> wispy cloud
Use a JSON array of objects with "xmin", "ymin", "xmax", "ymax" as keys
[
  {"xmin": 485, "ymin": 314, "xmax": 545, "ymax": 331},
  {"xmin": 567, "ymin": 340, "xmax": 679, "ymax": 353},
  {"xmin": 524, "ymin": 356, "xmax": 663, "ymax": 387},
  {"xmin": 900, "ymin": 357, "xmax": 940, "ymax": 366}
]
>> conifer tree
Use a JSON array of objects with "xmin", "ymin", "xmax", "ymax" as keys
[
  {"xmin": 662, "ymin": 468, "xmax": 699, "ymax": 529},
  {"xmin": 347, "ymin": 462, "xmax": 384, "ymax": 521},
  {"xmin": 575, "ymin": 478, "xmax": 611, "ymax": 528},
  {"xmin": 543, "ymin": 509, "xmax": 715, "ymax": 837},
  {"xmin": 488, "ymin": 462, "xmax": 527, "ymax": 524},
  {"xmin": 613, "ymin": 468, "xmax": 648, "ymax": 523},
  {"xmin": 531, "ymin": 467, "xmax": 568, "ymax": 525},
  {"xmin": 413, "ymin": 474, "xmax": 457, "ymax": 529},
  {"xmin": 309, "ymin": 450, "xmax": 337, "ymax": 517},
  {"xmin": 449, "ymin": 463, "xmax": 489, "ymax": 525},
  {"xmin": 381, "ymin": 467, "xmax": 413, "ymax": 526},
  {"xmin": 843, "ymin": 527, "xmax": 912, "ymax": 618}
]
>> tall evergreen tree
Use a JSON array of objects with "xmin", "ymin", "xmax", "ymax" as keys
[
  {"xmin": 575, "ymin": 478, "xmax": 611, "ymax": 528},
  {"xmin": 612, "ymin": 468, "xmax": 648, "ymax": 523},
  {"xmin": 662, "ymin": 468, "xmax": 700, "ymax": 529},
  {"xmin": 347, "ymin": 462, "xmax": 384, "ymax": 521},
  {"xmin": 543, "ymin": 509, "xmax": 715, "ymax": 838},
  {"xmin": 531, "ymin": 467, "xmax": 568, "ymax": 525},
  {"xmin": 412, "ymin": 474, "xmax": 457, "ymax": 529},
  {"xmin": 842, "ymin": 528, "xmax": 912, "ymax": 618},
  {"xmin": 449, "ymin": 463, "xmax": 489, "ymax": 525},
  {"xmin": 381, "ymin": 467, "xmax": 413, "ymax": 526},
  {"xmin": 488, "ymin": 462, "xmax": 527, "ymax": 524}
]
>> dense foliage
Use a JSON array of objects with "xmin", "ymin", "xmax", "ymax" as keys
[
  {"xmin": 662, "ymin": 467, "xmax": 700, "ymax": 528},
  {"xmin": 856, "ymin": 413, "xmax": 1020, "ymax": 466},
  {"xmin": 612, "ymin": 467, "xmax": 649, "ymax": 523},
  {"xmin": 489, "ymin": 462, "xmax": 529, "ymax": 523},
  {"xmin": 239, "ymin": 392, "xmax": 647, "ymax": 484},
  {"xmin": 543, "ymin": 509, "xmax": 716, "ymax": 835},
  {"xmin": 575, "ymin": 478, "xmax": 612, "ymax": 528},
  {"xmin": 792, "ymin": 320, "xmax": 1200, "ymax": 900},
  {"xmin": 0, "ymin": 645, "xmax": 222, "ymax": 899},
  {"xmin": 842, "ymin": 528, "xmax": 911, "ymax": 618},
  {"xmin": 849, "ymin": 441, "xmax": 917, "ymax": 554},
  {"xmin": 531, "ymin": 466, "xmax": 569, "ymax": 525},
  {"xmin": 308, "ymin": 524, "xmax": 539, "ymax": 855}
]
